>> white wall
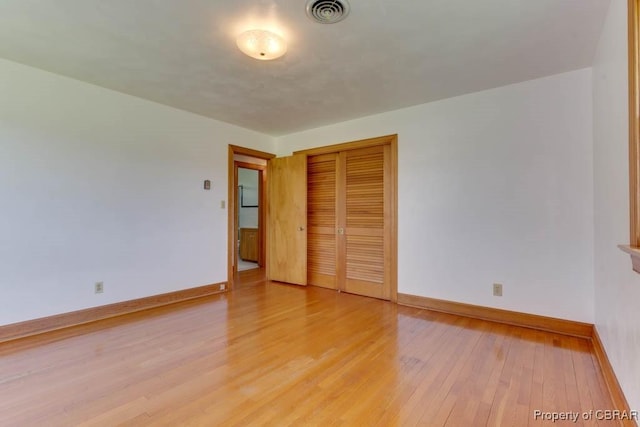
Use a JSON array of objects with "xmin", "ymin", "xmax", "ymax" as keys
[
  {"xmin": 0, "ymin": 58, "xmax": 275, "ymax": 326},
  {"xmin": 277, "ymin": 69, "xmax": 595, "ymax": 322},
  {"xmin": 593, "ymin": 0, "xmax": 640, "ymax": 412}
]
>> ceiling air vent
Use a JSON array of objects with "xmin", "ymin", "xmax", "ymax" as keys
[{"xmin": 306, "ymin": 0, "xmax": 350, "ymax": 24}]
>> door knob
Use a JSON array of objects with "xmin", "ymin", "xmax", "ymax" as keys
[
  {"xmin": 297, "ymin": 226, "xmax": 305, "ymax": 231},
  {"xmin": 337, "ymin": 228, "xmax": 344, "ymax": 235}
]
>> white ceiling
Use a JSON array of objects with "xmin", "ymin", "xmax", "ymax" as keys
[{"xmin": 0, "ymin": 0, "xmax": 611, "ymax": 136}]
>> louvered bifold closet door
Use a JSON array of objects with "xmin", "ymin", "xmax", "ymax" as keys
[
  {"xmin": 307, "ymin": 153, "xmax": 338, "ymax": 289},
  {"xmin": 341, "ymin": 145, "xmax": 391, "ymax": 299}
]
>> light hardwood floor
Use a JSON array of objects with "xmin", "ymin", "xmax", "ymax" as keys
[{"xmin": 0, "ymin": 281, "xmax": 622, "ymax": 426}]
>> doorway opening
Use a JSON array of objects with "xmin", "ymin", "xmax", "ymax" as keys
[
  {"xmin": 236, "ymin": 164, "xmax": 263, "ymax": 272},
  {"xmin": 227, "ymin": 145, "xmax": 275, "ymax": 290}
]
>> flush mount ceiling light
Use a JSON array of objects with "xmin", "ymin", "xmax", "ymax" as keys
[
  {"xmin": 236, "ymin": 29, "xmax": 287, "ymax": 60},
  {"xmin": 306, "ymin": 0, "xmax": 350, "ymax": 24}
]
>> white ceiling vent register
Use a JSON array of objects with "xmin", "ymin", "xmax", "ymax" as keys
[{"xmin": 306, "ymin": 0, "xmax": 350, "ymax": 24}]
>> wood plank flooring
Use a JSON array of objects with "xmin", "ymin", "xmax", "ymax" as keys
[{"xmin": 0, "ymin": 282, "xmax": 622, "ymax": 426}]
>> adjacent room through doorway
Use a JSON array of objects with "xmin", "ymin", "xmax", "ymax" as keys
[{"xmin": 237, "ymin": 167, "xmax": 260, "ymax": 271}]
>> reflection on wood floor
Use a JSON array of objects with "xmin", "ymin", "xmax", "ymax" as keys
[
  {"xmin": 234, "ymin": 266, "xmax": 266, "ymax": 289},
  {"xmin": 0, "ymin": 281, "xmax": 619, "ymax": 426}
]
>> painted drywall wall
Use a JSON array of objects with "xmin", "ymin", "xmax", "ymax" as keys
[
  {"xmin": 593, "ymin": 0, "xmax": 640, "ymax": 412},
  {"xmin": 277, "ymin": 69, "xmax": 594, "ymax": 322},
  {"xmin": 0, "ymin": 58, "xmax": 275, "ymax": 326},
  {"xmin": 238, "ymin": 168, "xmax": 259, "ymax": 229}
]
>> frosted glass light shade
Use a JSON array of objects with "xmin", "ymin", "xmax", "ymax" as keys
[{"xmin": 236, "ymin": 30, "xmax": 287, "ymax": 61}]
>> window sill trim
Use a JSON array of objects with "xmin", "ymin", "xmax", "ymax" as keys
[{"xmin": 618, "ymin": 245, "xmax": 640, "ymax": 273}]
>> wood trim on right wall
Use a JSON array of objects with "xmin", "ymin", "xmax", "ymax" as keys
[
  {"xmin": 592, "ymin": 327, "xmax": 638, "ymax": 427},
  {"xmin": 398, "ymin": 292, "xmax": 637, "ymax": 423},
  {"xmin": 624, "ymin": 0, "xmax": 640, "ymax": 277},
  {"xmin": 397, "ymin": 293, "xmax": 593, "ymax": 338},
  {"xmin": 629, "ymin": 0, "xmax": 640, "ymax": 248}
]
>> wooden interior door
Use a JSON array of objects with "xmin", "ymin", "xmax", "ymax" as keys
[
  {"xmin": 307, "ymin": 153, "xmax": 338, "ymax": 289},
  {"xmin": 341, "ymin": 145, "xmax": 390, "ymax": 299},
  {"xmin": 307, "ymin": 144, "xmax": 391, "ymax": 299},
  {"xmin": 267, "ymin": 154, "xmax": 307, "ymax": 285}
]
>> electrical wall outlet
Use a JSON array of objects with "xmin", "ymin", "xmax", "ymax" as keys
[
  {"xmin": 95, "ymin": 281, "xmax": 104, "ymax": 294},
  {"xmin": 220, "ymin": 284, "xmax": 226, "ymax": 291},
  {"xmin": 493, "ymin": 283, "xmax": 503, "ymax": 297}
]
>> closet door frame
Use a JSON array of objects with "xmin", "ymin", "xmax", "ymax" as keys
[{"xmin": 295, "ymin": 134, "xmax": 398, "ymax": 302}]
